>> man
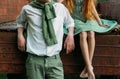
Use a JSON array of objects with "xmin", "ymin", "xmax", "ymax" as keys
[{"xmin": 16, "ymin": 0, "xmax": 74, "ymax": 79}]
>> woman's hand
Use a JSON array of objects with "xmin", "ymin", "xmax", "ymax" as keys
[
  {"xmin": 100, "ymin": 24, "xmax": 110, "ymax": 28},
  {"xmin": 64, "ymin": 33, "xmax": 75, "ymax": 54},
  {"xmin": 17, "ymin": 34, "xmax": 26, "ymax": 52}
]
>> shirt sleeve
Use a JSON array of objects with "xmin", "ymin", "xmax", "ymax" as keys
[
  {"xmin": 16, "ymin": 6, "xmax": 27, "ymax": 28},
  {"xmin": 63, "ymin": 5, "xmax": 74, "ymax": 28}
]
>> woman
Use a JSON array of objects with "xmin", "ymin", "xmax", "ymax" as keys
[
  {"xmin": 63, "ymin": 1, "xmax": 98, "ymax": 79},
  {"xmin": 56, "ymin": 0, "xmax": 117, "ymax": 79}
]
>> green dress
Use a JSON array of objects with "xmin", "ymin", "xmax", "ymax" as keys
[{"xmin": 64, "ymin": 0, "xmax": 117, "ymax": 35}]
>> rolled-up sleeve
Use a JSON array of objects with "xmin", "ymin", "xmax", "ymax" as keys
[
  {"xmin": 63, "ymin": 5, "xmax": 74, "ymax": 28},
  {"xmin": 16, "ymin": 6, "xmax": 27, "ymax": 28}
]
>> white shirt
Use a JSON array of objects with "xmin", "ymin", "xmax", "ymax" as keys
[{"xmin": 16, "ymin": 3, "xmax": 74, "ymax": 56}]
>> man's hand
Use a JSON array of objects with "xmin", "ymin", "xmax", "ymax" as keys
[
  {"xmin": 17, "ymin": 27, "xmax": 26, "ymax": 52},
  {"xmin": 18, "ymin": 34, "xmax": 26, "ymax": 52},
  {"xmin": 18, "ymin": 33, "xmax": 26, "ymax": 52},
  {"xmin": 64, "ymin": 33, "xmax": 75, "ymax": 54}
]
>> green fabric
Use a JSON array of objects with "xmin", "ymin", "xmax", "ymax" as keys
[
  {"xmin": 64, "ymin": 19, "xmax": 117, "ymax": 35},
  {"xmin": 64, "ymin": 0, "xmax": 117, "ymax": 35},
  {"xmin": 72, "ymin": 0, "xmax": 86, "ymax": 22},
  {"xmin": 29, "ymin": 1, "xmax": 57, "ymax": 46},
  {"xmin": 0, "ymin": 73, "xmax": 7, "ymax": 79},
  {"xmin": 26, "ymin": 54, "xmax": 63, "ymax": 79}
]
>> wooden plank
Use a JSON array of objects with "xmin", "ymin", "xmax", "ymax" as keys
[
  {"xmin": 95, "ymin": 46, "xmax": 120, "ymax": 57},
  {"xmin": 63, "ymin": 65, "xmax": 120, "ymax": 75},
  {"xmin": 98, "ymin": 2, "xmax": 120, "ymax": 23},
  {"xmin": 61, "ymin": 35, "xmax": 120, "ymax": 75},
  {"xmin": 0, "ymin": 64, "xmax": 25, "ymax": 73},
  {"xmin": 0, "ymin": 53, "xmax": 26, "ymax": 63},
  {"xmin": 63, "ymin": 65, "xmax": 82, "ymax": 74},
  {"xmin": 0, "ymin": 32, "xmax": 17, "ymax": 43},
  {"xmin": 94, "ymin": 66, "xmax": 120, "ymax": 75},
  {"xmin": 93, "ymin": 56, "xmax": 120, "ymax": 66},
  {"xmin": 95, "ymin": 35, "xmax": 120, "ymax": 45},
  {"xmin": 0, "ymin": 31, "xmax": 120, "ymax": 75},
  {"xmin": 0, "ymin": 44, "xmax": 18, "ymax": 53}
]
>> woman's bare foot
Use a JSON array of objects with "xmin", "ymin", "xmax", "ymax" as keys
[
  {"xmin": 80, "ymin": 66, "xmax": 94, "ymax": 79},
  {"xmin": 80, "ymin": 67, "xmax": 88, "ymax": 78},
  {"xmin": 88, "ymin": 67, "xmax": 95, "ymax": 79},
  {"xmin": 88, "ymin": 71, "xmax": 95, "ymax": 79}
]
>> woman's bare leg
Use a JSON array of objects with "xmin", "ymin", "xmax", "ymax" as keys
[
  {"xmin": 81, "ymin": 31, "xmax": 95, "ymax": 76},
  {"xmin": 88, "ymin": 31, "xmax": 95, "ymax": 62},
  {"xmin": 79, "ymin": 31, "xmax": 95, "ymax": 79},
  {"xmin": 79, "ymin": 32, "xmax": 88, "ymax": 78},
  {"xmin": 87, "ymin": 31, "xmax": 95, "ymax": 79}
]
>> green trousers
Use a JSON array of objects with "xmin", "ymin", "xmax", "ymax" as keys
[
  {"xmin": 26, "ymin": 53, "xmax": 64, "ymax": 79},
  {"xmin": 0, "ymin": 73, "xmax": 7, "ymax": 79}
]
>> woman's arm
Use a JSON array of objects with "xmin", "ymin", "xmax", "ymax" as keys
[
  {"xmin": 91, "ymin": 2, "xmax": 109, "ymax": 27},
  {"xmin": 92, "ymin": 2, "xmax": 102, "ymax": 25}
]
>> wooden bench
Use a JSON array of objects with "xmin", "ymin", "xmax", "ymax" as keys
[
  {"xmin": 62, "ymin": 33, "xmax": 120, "ymax": 75},
  {"xmin": 0, "ymin": 24, "xmax": 120, "ymax": 76},
  {"xmin": 0, "ymin": 1, "xmax": 120, "ymax": 76}
]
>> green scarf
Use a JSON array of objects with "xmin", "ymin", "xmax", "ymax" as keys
[{"xmin": 29, "ymin": 1, "xmax": 57, "ymax": 46}]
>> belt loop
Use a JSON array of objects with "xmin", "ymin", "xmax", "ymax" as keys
[
  {"xmin": 55, "ymin": 54, "xmax": 59, "ymax": 59},
  {"xmin": 55, "ymin": 55, "xmax": 57, "ymax": 59}
]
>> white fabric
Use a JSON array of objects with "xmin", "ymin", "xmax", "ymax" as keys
[{"xmin": 16, "ymin": 3, "xmax": 74, "ymax": 56}]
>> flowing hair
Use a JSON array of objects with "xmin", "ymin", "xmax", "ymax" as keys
[
  {"xmin": 82, "ymin": 0, "xmax": 97, "ymax": 20},
  {"xmin": 62, "ymin": 0, "xmax": 74, "ymax": 14},
  {"xmin": 63, "ymin": 0, "xmax": 97, "ymax": 20}
]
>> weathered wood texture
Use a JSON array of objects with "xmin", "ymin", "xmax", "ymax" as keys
[
  {"xmin": 0, "ymin": 29, "xmax": 120, "ymax": 75},
  {"xmin": 0, "ymin": 0, "xmax": 29, "ymax": 23},
  {"xmin": 61, "ymin": 35, "xmax": 120, "ymax": 75},
  {"xmin": 98, "ymin": 1, "xmax": 120, "ymax": 23},
  {"xmin": 0, "ymin": 31, "xmax": 27, "ymax": 73}
]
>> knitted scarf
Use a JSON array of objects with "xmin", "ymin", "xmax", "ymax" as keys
[{"xmin": 29, "ymin": 0, "xmax": 57, "ymax": 46}]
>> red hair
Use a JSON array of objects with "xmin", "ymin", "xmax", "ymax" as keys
[
  {"xmin": 62, "ymin": 0, "xmax": 74, "ymax": 14},
  {"xmin": 83, "ymin": 0, "xmax": 97, "ymax": 20},
  {"xmin": 63, "ymin": 0, "xmax": 97, "ymax": 20}
]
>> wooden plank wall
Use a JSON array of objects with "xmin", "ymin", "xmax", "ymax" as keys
[
  {"xmin": 0, "ymin": 31, "xmax": 26, "ymax": 73},
  {"xmin": 0, "ymin": 30, "xmax": 120, "ymax": 75},
  {"xmin": 98, "ymin": 1, "xmax": 120, "ymax": 23},
  {"xmin": 61, "ymin": 34, "xmax": 120, "ymax": 75},
  {"xmin": 0, "ymin": 0, "xmax": 30, "ymax": 23}
]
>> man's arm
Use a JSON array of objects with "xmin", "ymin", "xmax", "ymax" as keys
[
  {"xmin": 16, "ymin": 6, "xmax": 27, "ymax": 52},
  {"xmin": 17, "ymin": 27, "xmax": 26, "ymax": 52},
  {"xmin": 62, "ymin": 4, "xmax": 75, "ymax": 54},
  {"xmin": 64, "ymin": 26, "xmax": 74, "ymax": 54}
]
